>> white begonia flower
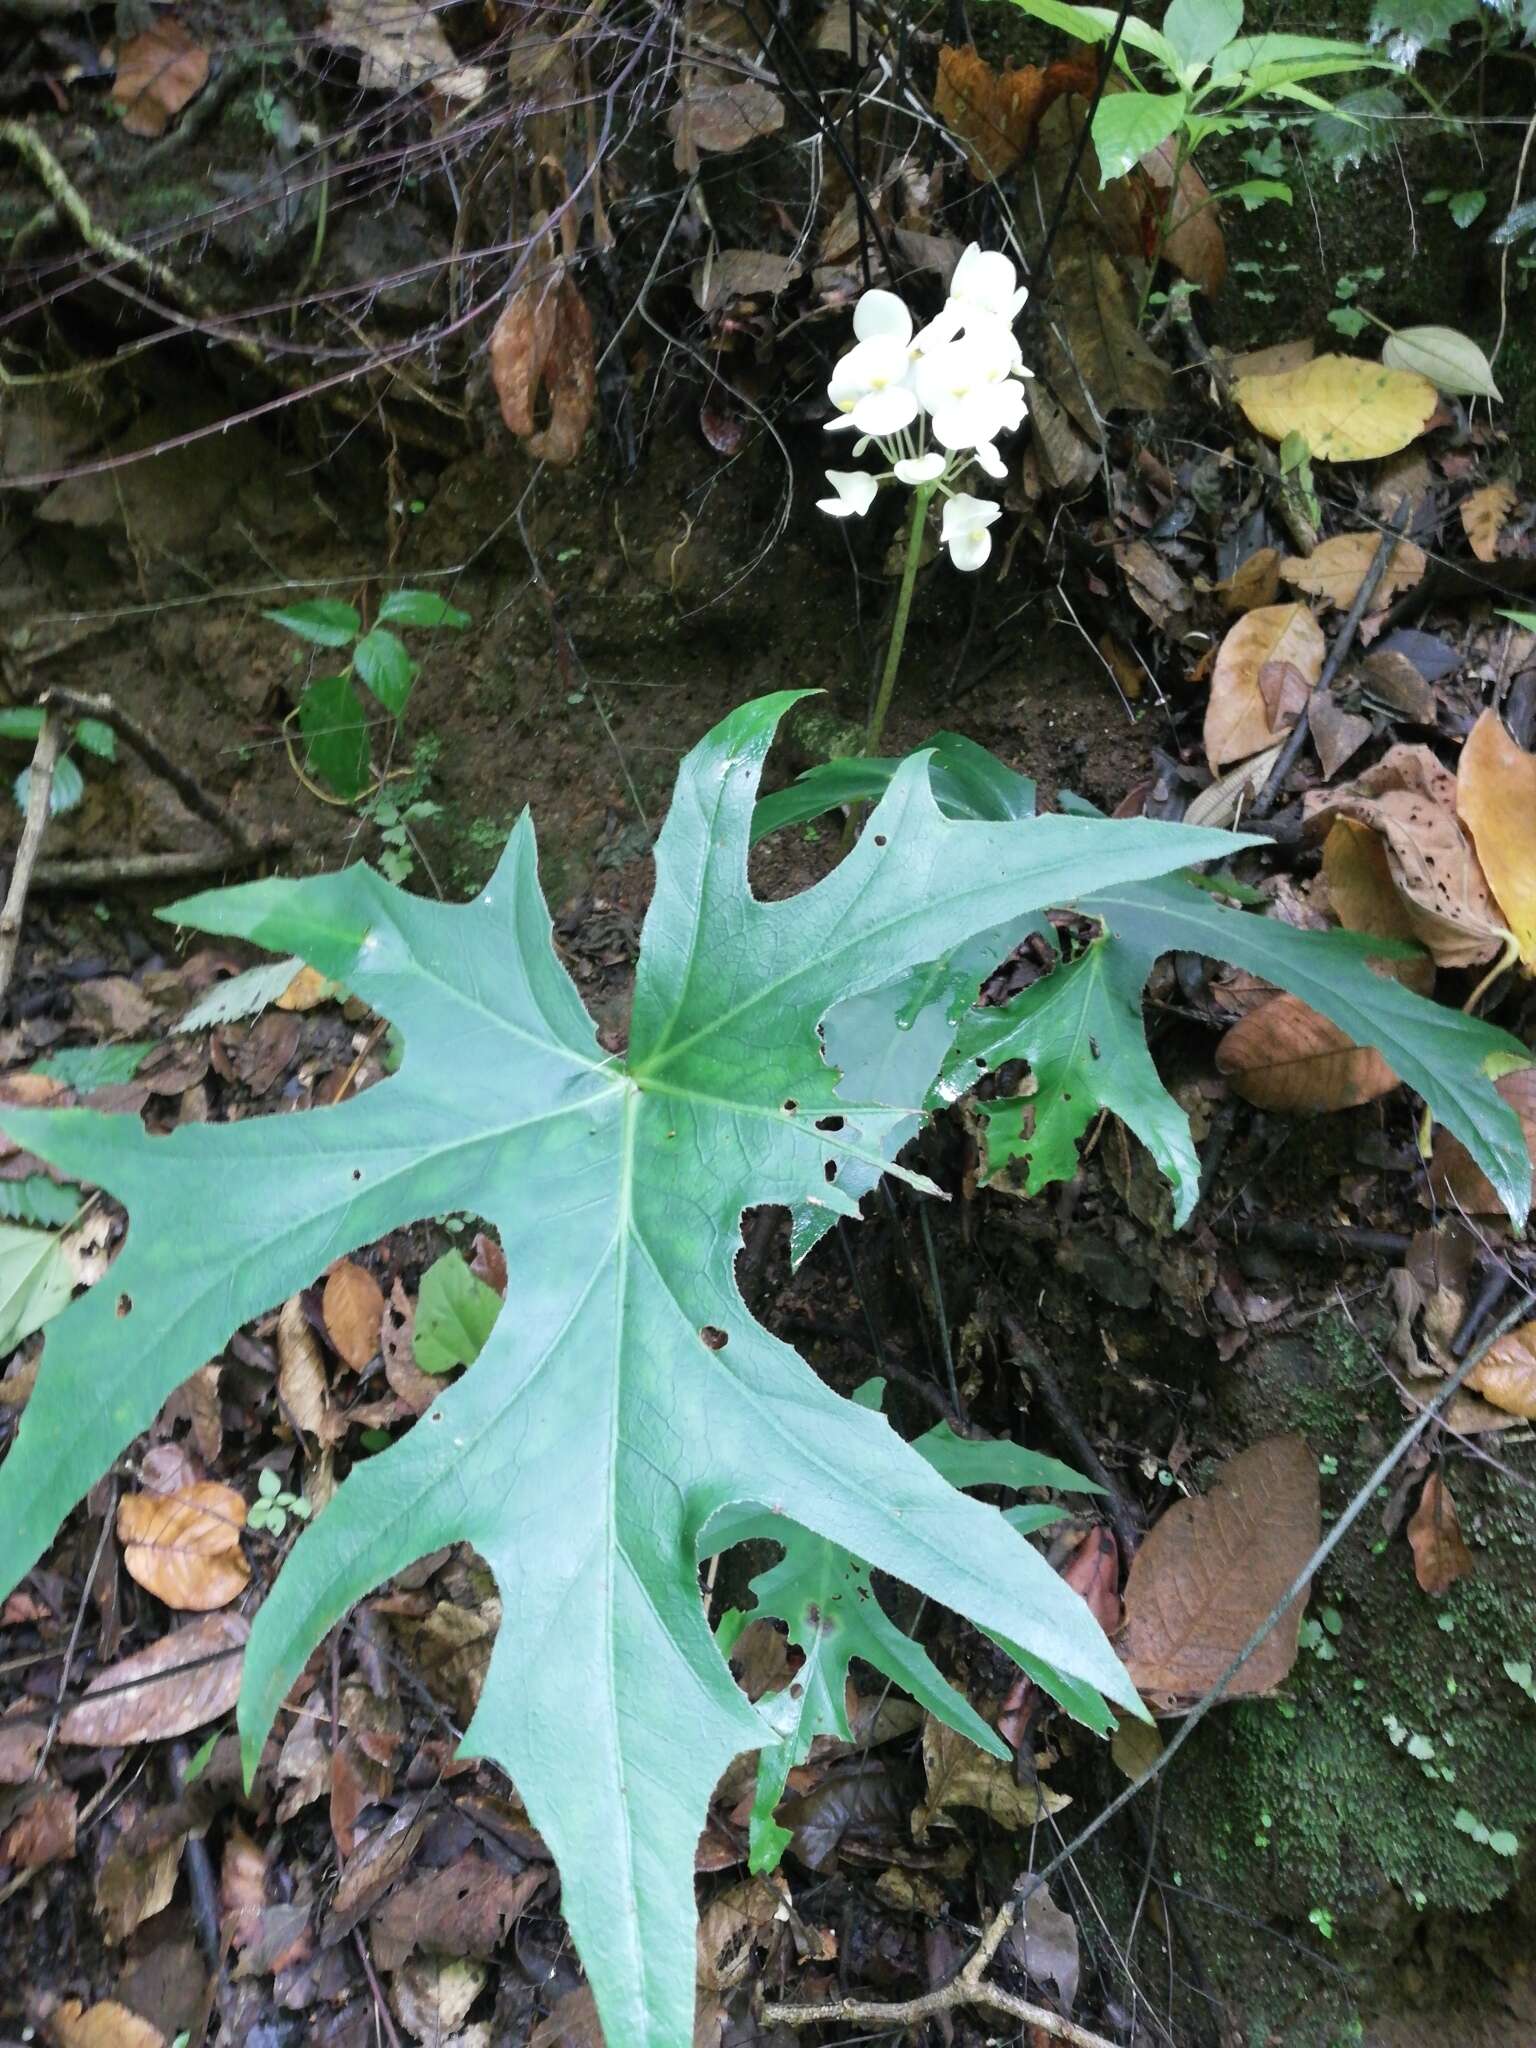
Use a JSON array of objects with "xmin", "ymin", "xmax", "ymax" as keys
[
  {"xmin": 825, "ymin": 335, "xmax": 920, "ymax": 438},
  {"xmin": 973, "ymin": 441, "xmax": 1007, "ymax": 482},
  {"xmin": 893, "ymin": 451, "xmax": 946, "ymax": 485},
  {"xmin": 816, "ymin": 469, "xmax": 880, "ymax": 518},
  {"xmin": 941, "ymin": 493, "xmax": 1001, "ymax": 572},
  {"xmin": 852, "ymin": 288, "xmax": 913, "ymax": 346},
  {"xmin": 915, "ymin": 328, "xmax": 1028, "ymax": 453},
  {"xmin": 919, "ymin": 242, "xmax": 1030, "ymax": 348}
]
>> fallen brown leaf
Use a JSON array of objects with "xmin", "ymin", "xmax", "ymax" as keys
[
  {"xmin": 1213, "ymin": 545, "xmax": 1281, "ymax": 614},
  {"xmin": 1456, "ymin": 709, "xmax": 1536, "ymax": 968},
  {"xmin": 277, "ymin": 1291, "xmax": 340, "ymax": 1444},
  {"xmin": 667, "ymin": 68, "xmax": 784, "ymax": 165},
  {"xmin": 489, "ymin": 267, "xmax": 595, "ymax": 467},
  {"xmin": 1460, "ymin": 481, "xmax": 1517, "ymax": 563},
  {"xmin": 696, "ymin": 1873, "xmax": 786, "ymax": 1993},
  {"xmin": 117, "ymin": 1481, "xmax": 248, "ymax": 1611},
  {"xmin": 112, "ymin": 18, "xmax": 208, "ymax": 139},
  {"xmin": 1322, "ymin": 820, "xmax": 1434, "ymax": 991},
  {"xmin": 1217, "ymin": 993, "xmax": 1399, "ymax": 1112},
  {"xmin": 323, "ymin": 1801, "xmax": 430, "ymax": 1941},
  {"xmin": 1280, "ymin": 532, "xmax": 1426, "ymax": 612},
  {"xmin": 45, "ymin": 1999, "xmax": 166, "ymax": 2048},
  {"xmin": 1467, "ymin": 1319, "xmax": 1536, "ymax": 1418},
  {"xmin": 274, "ymin": 964, "xmax": 337, "ymax": 1012},
  {"xmin": 381, "ymin": 1276, "xmax": 451, "ymax": 1416},
  {"xmin": 369, "ymin": 1850, "xmax": 544, "ymax": 1971},
  {"xmin": 931, "ymin": 45, "xmax": 1091, "ymax": 181},
  {"xmin": 1306, "ymin": 744, "xmax": 1506, "ymax": 969},
  {"xmin": 322, "ymin": 1259, "xmax": 384, "ymax": 1370},
  {"xmin": 390, "ymin": 1954, "xmax": 486, "ymax": 2042},
  {"xmin": 59, "ymin": 1612, "xmax": 248, "ymax": 1746},
  {"xmin": 318, "ymin": 0, "xmax": 488, "ymax": 102},
  {"xmin": 96, "ymin": 1821, "xmax": 182, "ymax": 1942},
  {"xmin": 1059, "ymin": 1525, "xmax": 1121, "ymax": 1635},
  {"xmin": 1407, "ymin": 1471, "xmax": 1473, "ymax": 1594},
  {"xmin": 1139, "ymin": 138, "xmax": 1225, "ymax": 296},
  {"xmin": 1118, "ymin": 1437, "xmax": 1320, "ymax": 1705},
  {"xmin": 911, "ymin": 1715, "xmax": 1069, "ymax": 1841},
  {"xmin": 1, "ymin": 1782, "xmax": 76, "ymax": 1869},
  {"xmin": 1204, "ymin": 603, "xmax": 1324, "ymax": 771},
  {"xmin": 530, "ymin": 1985, "xmax": 604, "ymax": 2048}
]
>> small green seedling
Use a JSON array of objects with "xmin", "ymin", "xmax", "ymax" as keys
[
  {"xmin": 247, "ymin": 1466, "xmax": 311, "ymax": 1536},
  {"xmin": 263, "ymin": 588, "xmax": 469, "ymax": 801},
  {"xmin": 0, "ymin": 707, "xmax": 116, "ymax": 818}
]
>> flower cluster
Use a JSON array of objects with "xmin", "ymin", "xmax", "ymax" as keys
[{"xmin": 816, "ymin": 243, "xmax": 1032, "ymax": 573}]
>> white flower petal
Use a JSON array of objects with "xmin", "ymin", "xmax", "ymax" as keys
[
  {"xmin": 816, "ymin": 469, "xmax": 879, "ymax": 518},
  {"xmin": 851, "ymin": 385, "xmax": 919, "ymax": 436},
  {"xmin": 973, "ymin": 440, "xmax": 1007, "ymax": 481},
  {"xmin": 893, "ymin": 452, "xmax": 946, "ymax": 485},
  {"xmin": 852, "ymin": 289, "xmax": 912, "ymax": 346},
  {"xmin": 940, "ymin": 492, "xmax": 1001, "ymax": 572},
  {"xmin": 947, "ymin": 527, "xmax": 993, "ymax": 571}
]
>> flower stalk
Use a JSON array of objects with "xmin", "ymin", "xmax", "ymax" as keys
[{"xmin": 865, "ymin": 481, "xmax": 935, "ymax": 756}]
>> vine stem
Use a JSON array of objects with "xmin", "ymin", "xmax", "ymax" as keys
[{"xmin": 864, "ymin": 482, "xmax": 935, "ymax": 756}]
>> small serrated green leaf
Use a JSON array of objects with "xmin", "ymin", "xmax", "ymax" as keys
[
  {"xmin": 34, "ymin": 1044, "xmax": 152, "ymax": 1089},
  {"xmin": 14, "ymin": 755, "xmax": 83, "ymax": 818},
  {"xmin": 262, "ymin": 600, "xmax": 360, "ymax": 648},
  {"xmin": 0, "ymin": 1177, "xmax": 83, "ymax": 1229},
  {"xmin": 176, "ymin": 957, "xmax": 307, "ymax": 1033}
]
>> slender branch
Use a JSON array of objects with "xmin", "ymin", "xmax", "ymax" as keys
[
  {"xmin": 0, "ymin": 707, "xmax": 65, "ymax": 1008},
  {"xmin": 765, "ymin": 1975, "xmax": 1118, "ymax": 2048},
  {"xmin": 1252, "ymin": 503, "xmax": 1412, "ymax": 818},
  {"xmin": 39, "ymin": 688, "xmax": 254, "ymax": 850},
  {"xmin": 30, "ymin": 841, "xmax": 289, "ymax": 892}
]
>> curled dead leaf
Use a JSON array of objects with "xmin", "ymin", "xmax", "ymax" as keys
[
  {"xmin": 1280, "ymin": 532, "xmax": 1426, "ymax": 612},
  {"xmin": 59, "ymin": 1612, "xmax": 248, "ymax": 1746},
  {"xmin": 322, "ymin": 1259, "xmax": 385, "ymax": 1370},
  {"xmin": 912, "ymin": 1715, "xmax": 1069, "ymax": 1841},
  {"xmin": 275, "ymin": 964, "xmax": 338, "ymax": 1012},
  {"xmin": 1456, "ymin": 710, "xmax": 1536, "ymax": 969},
  {"xmin": 1305, "ymin": 745, "xmax": 1506, "ymax": 969},
  {"xmin": 1118, "ymin": 1437, "xmax": 1320, "ymax": 1706},
  {"xmin": 1217, "ymin": 993, "xmax": 1399, "ymax": 1112},
  {"xmin": 1204, "ymin": 603, "xmax": 1324, "ymax": 771},
  {"xmin": 1461, "ymin": 482, "xmax": 1516, "ymax": 564},
  {"xmin": 277, "ymin": 1292, "xmax": 339, "ymax": 1444},
  {"xmin": 1406, "ymin": 1471, "xmax": 1473, "ymax": 1594},
  {"xmin": 1467, "ymin": 1320, "xmax": 1536, "ymax": 1418},
  {"xmin": 1234, "ymin": 354, "xmax": 1439, "ymax": 462},
  {"xmin": 2, "ymin": 1782, "xmax": 77, "ymax": 1870},
  {"xmin": 117, "ymin": 1482, "xmax": 249, "ymax": 1611},
  {"xmin": 932, "ymin": 45, "xmax": 1091, "ymax": 181},
  {"xmin": 489, "ymin": 267, "xmax": 595, "ymax": 468}
]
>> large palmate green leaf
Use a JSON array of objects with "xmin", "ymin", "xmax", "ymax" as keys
[
  {"xmin": 0, "ymin": 695, "xmax": 1261, "ymax": 2048},
  {"xmin": 758, "ymin": 738, "xmax": 1530, "ymax": 1225},
  {"xmin": 707, "ymin": 1382, "xmax": 1092, "ymax": 1873}
]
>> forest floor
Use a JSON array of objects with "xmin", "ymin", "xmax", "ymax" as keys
[{"xmin": 4, "ymin": 4, "xmax": 1536, "ymax": 2047}]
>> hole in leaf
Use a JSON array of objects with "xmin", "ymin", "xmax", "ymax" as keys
[
  {"xmin": 823, "ymin": 1160, "xmax": 837, "ymax": 1182},
  {"xmin": 116, "ymin": 1293, "xmax": 132, "ymax": 1318},
  {"xmin": 782, "ymin": 1099, "xmax": 798, "ymax": 1113},
  {"xmin": 873, "ymin": 834, "xmax": 887, "ymax": 847},
  {"xmin": 700, "ymin": 1325, "xmax": 729, "ymax": 1350},
  {"xmin": 351, "ymin": 1168, "xmax": 362, "ymax": 1182},
  {"xmin": 815, "ymin": 1115, "xmax": 844, "ymax": 1133}
]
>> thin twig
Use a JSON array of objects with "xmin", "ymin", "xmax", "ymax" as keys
[
  {"xmin": 40, "ymin": 687, "xmax": 254, "ymax": 850},
  {"xmin": 765, "ymin": 1975, "xmax": 1118, "ymax": 2048},
  {"xmin": 33, "ymin": 840, "xmax": 290, "ymax": 892},
  {"xmin": 1252, "ymin": 503, "xmax": 1412, "ymax": 819},
  {"xmin": 35, "ymin": 1484, "xmax": 115, "ymax": 1778},
  {"xmin": 0, "ymin": 706, "xmax": 64, "ymax": 1009}
]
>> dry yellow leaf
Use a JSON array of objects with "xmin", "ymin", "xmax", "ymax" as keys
[
  {"xmin": 276, "ymin": 965, "xmax": 337, "ymax": 1012},
  {"xmin": 277, "ymin": 1292, "xmax": 340, "ymax": 1444},
  {"xmin": 1280, "ymin": 532, "xmax": 1426, "ymax": 611},
  {"xmin": 117, "ymin": 1482, "xmax": 249, "ymax": 1610},
  {"xmin": 1456, "ymin": 709, "xmax": 1536, "ymax": 967},
  {"xmin": 1321, "ymin": 819, "xmax": 1434, "ymax": 992},
  {"xmin": 1213, "ymin": 545, "xmax": 1280, "ymax": 614},
  {"xmin": 1204, "ymin": 602, "xmax": 1324, "ymax": 771},
  {"xmin": 1305, "ymin": 745, "xmax": 1506, "ymax": 969},
  {"xmin": 1216, "ymin": 993, "xmax": 1399, "ymax": 1112},
  {"xmin": 322, "ymin": 1258, "xmax": 385, "ymax": 1371},
  {"xmin": 1234, "ymin": 353, "xmax": 1438, "ymax": 462},
  {"xmin": 46, "ymin": 1999, "xmax": 166, "ymax": 2048},
  {"xmin": 1467, "ymin": 1320, "xmax": 1536, "ymax": 1418},
  {"xmin": 912, "ymin": 1715, "xmax": 1069, "ymax": 1840},
  {"xmin": 1460, "ymin": 481, "xmax": 1516, "ymax": 564}
]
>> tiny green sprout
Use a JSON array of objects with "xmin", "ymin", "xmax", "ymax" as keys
[
  {"xmin": 1503, "ymin": 1658, "xmax": 1536, "ymax": 1702},
  {"xmin": 1406, "ymin": 1733, "xmax": 1435, "ymax": 1763},
  {"xmin": 1437, "ymin": 1613, "xmax": 1457, "ymax": 1633},
  {"xmin": 556, "ymin": 547, "xmax": 583, "ymax": 563},
  {"xmin": 359, "ymin": 1427, "xmax": 392, "ymax": 1452},
  {"xmin": 1318, "ymin": 1454, "xmax": 1339, "ymax": 1478},
  {"xmin": 1254, "ymin": 1831, "xmax": 1269, "ymax": 1848},
  {"xmin": 1157, "ymin": 1468, "xmax": 1173, "ymax": 1487},
  {"xmin": 180, "ymin": 1727, "xmax": 221, "ymax": 1783},
  {"xmin": 1446, "ymin": 1676, "xmax": 1458, "ymax": 1696},
  {"xmin": 248, "ymin": 1466, "xmax": 311, "ymax": 1536},
  {"xmin": 410, "ymin": 499, "xmax": 426, "ymax": 514},
  {"xmin": 1353, "ymin": 1678, "xmax": 1367, "ymax": 1694},
  {"xmin": 1308, "ymin": 1906, "xmax": 1335, "ymax": 1941},
  {"xmin": 1276, "ymin": 1701, "xmax": 1297, "ymax": 1721},
  {"xmin": 1321, "ymin": 1606, "xmax": 1343, "ymax": 1638}
]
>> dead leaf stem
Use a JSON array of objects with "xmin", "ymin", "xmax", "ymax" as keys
[
  {"xmin": 0, "ymin": 705, "xmax": 63, "ymax": 1008},
  {"xmin": 1252, "ymin": 503, "xmax": 1413, "ymax": 818}
]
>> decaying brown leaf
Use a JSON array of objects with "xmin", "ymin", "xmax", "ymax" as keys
[
  {"xmin": 1118, "ymin": 1437, "xmax": 1320, "ymax": 1706},
  {"xmin": 1460, "ymin": 481, "xmax": 1517, "ymax": 563},
  {"xmin": 59, "ymin": 1612, "xmax": 248, "ymax": 1746},
  {"xmin": 1044, "ymin": 230, "xmax": 1171, "ymax": 424},
  {"xmin": 1305, "ymin": 745, "xmax": 1506, "ymax": 969},
  {"xmin": 97, "ymin": 1819, "xmax": 183, "ymax": 1942},
  {"xmin": 1427, "ymin": 1066, "xmax": 1536, "ymax": 1216},
  {"xmin": 322, "ymin": 1258, "xmax": 385, "ymax": 1370},
  {"xmin": 1280, "ymin": 532, "xmax": 1426, "ymax": 612},
  {"xmin": 381, "ymin": 1275, "xmax": 450, "ymax": 1416},
  {"xmin": 275, "ymin": 964, "xmax": 337, "ymax": 1012},
  {"xmin": 112, "ymin": 18, "xmax": 209, "ymax": 140},
  {"xmin": 1138, "ymin": 138, "xmax": 1225, "ymax": 296},
  {"xmin": 1212, "ymin": 545, "xmax": 1281, "ymax": 614},
  {"xmin": 1, "ymin": 1782, "xmax": 76, "ymax": 1869},
  {"xmin": 667, "ymin": 67, "xmax": 784, "ymax": 167},
  {"xmin": 1217, "ymin": 994, "xmax": 1399, "ymax": 1112},
  {"xmin": 1109, "ymin": 1714, "xmax": 1163, "ymax": 1781},
  {"xmin": 1204, "ymin": 603, "xmax": 1324, "ymax": 771},
  {"xmin": 1007, "ymin": 1883, "xmax": 1080, "ymax": 2014},
  {"xmin": 1467, "ymin": 1319, "xmax": 1536, "ymax": 1418},
  {"xmin": 369, "ymin": 1850, "xmax": 544, "ymax": 1971},
  {"xmin": 696, "ymin": 1874, "xmax": 786, "ymax": 1993},
  {"xmin": 1456, "ymin": 709, "xmax": 1536, "ymax": 969},
  {"xmin": 277, "ymin": 1291, "xmax": 340, "ymax": 1445},
  {"xmin": 932, "ymin": 45, "xmax": 1091, "ymax": 181},
  {"xmin": 1407, "ymin": 1471, "xmax": 1474, "ymax": 1594},
  {"xmin": 1321, "ymin": 819, "xmax": 1433, "ymax": 991},
  {"xmin": 911, "ymin": 1715, "xmax": 1070, "ymax": 1841},
  {"xmin": 490, "ymin": 266, "xmax": 596, "ymax": 469},
  {"xmin": 391, "ymin": 1955, "xmax": 486, "ymax": 2042},
  {"xmin": 318, "ymin": 0, "xmax": 488, "ymax": 103},
  {"xmin": 689, "ymin": 250, "xmax": 801, "ymax": 313},
  {"xmin": 117, "ymin": 1482, "xmax": 249, "ymax": 1611},
  {"xmin": 44, "ymin": 1999, "xmax": 166, "ymax": 2048},
  {"xmin": 1059, "ymin": 1525, "xmax": 1121, "ymax": 1636}
]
